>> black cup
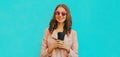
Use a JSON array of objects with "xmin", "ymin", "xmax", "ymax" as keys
[{"xmin": 58, "ymin": 32, "xmax": 65, "ymax": 41}]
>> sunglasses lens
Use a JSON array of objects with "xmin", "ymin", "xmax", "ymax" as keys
[
  {"xmin": 62, "ymin": 12, "xmax": 66, "ymax": 16},
  {"xmin": 55, "ymin": 11, "xmax": 60, "ymax": 15},
  {"xmin": 55, "ymin": 11, "xmax": 67, "ymax": 16}
]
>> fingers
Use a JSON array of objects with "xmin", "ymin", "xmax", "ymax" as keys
[
  {"xmin": 51, "ymin": 40, "xmax": 65, "ymax": 49},
  {"xmin": 56, "ymin": 43, "xmax": 65, "ymax": 49},
  {"xmin": 56, "ymin": 40, "xmax": 66, "ymax": 49},
  {"xmin": 57, "ymin": 40, "xmax": 64, "ymax": 44},
  {"xmin": 56, "ymin": 40, "xmax": 63, "ymax": 42}
]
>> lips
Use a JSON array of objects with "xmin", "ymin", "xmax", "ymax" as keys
[
  {"xmin": 58, "ymin": 17, "xmax": 63, "ymax": 21},
  {"xmin": 57, "ymin": 16, "xmax": 63, "ymax": 20}
]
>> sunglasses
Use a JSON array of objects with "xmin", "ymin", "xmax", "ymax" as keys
[{"xmin": 55, "ymin": 10, "xmax": 67, "ymax": 16}]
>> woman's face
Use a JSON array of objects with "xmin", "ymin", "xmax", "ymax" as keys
[{"xmin": 55, "ymin": 7, "xmax": 67, "ymax": 23}]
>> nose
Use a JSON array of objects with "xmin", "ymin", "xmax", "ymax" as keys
[
  {"xmin": 59, "ymin": 13, "xmax": 62, "ymax": 16},
  {"xmin": 58, "ymin": 15, "xmax": 62, "ymax": 18}
]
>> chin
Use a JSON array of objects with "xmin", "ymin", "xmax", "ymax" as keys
[
  {"xmin": 58, "ymin": 21, "xmax": 64, "ymax": 23},
  {"xmin": 57, "ymin": 19, "xmax": 66, "ymax": 23},
  {"xmin": 57, "ymin": 20, "xmax": 65, "ymax": 23}
]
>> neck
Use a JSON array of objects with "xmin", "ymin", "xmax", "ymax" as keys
[
  {"xmin": 56, "ymin": 22, "xmax": 64, "ymax": 32},
  {"xmin": 57, "ymin": 22, "xmax": 64, "ymax": 28}
]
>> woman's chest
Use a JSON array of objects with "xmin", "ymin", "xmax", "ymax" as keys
[{"xmin": 47, "ymin": 35, "xmax": 73, "ymax": 48}]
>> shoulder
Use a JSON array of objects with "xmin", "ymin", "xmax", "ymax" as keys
[
  {"xmin": 70, "ymin": 29, "xmax": 78, "ymax": 41},
  {"xmin": 44, "ymin": 28, "xmax": 50, "ymax": 35},
  {"xmin": 71, "ymin": 29, "xmax": 77, "ymax": 35}
]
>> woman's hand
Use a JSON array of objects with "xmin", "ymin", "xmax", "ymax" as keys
[
  {"xmin": 48, "ymin": 40, "xmax": 70, "ymax": 54},
  {"xmin": 56, "ymin": 40, "xmax": 70, "ymax": 53},
  {"xmin": 48, "ymin": 40, "xmax": 58, "ymax": 54}
]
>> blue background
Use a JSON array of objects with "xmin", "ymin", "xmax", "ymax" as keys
[{"xmin": 0, "ymin": 0, "xmax": 120, "ymax": 57}]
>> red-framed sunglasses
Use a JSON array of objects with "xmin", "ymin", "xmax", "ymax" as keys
[{"xmin": 55, "ymin": 10, "xmax": 67, "ymax": 16}]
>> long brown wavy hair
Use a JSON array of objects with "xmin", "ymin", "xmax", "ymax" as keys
[{"xmin": 48, "ymin": 4, "xmax": 72, "ymax": 35}]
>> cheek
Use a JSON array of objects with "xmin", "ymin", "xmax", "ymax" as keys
[
  {"xmin": 63, "ymin": 16, "xmax": 66, "ymax": 20},
  {"xmin": 55, "ymin": 15, "xmax": 58, "ymax": 19},
  {"xmin": 64, "ymin": 16, "xmax": 67, "ymax": 18}
]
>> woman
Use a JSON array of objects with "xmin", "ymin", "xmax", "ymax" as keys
[{"xmin": 40, "ymin": 4, "xmax": 78, "ymax": 57}]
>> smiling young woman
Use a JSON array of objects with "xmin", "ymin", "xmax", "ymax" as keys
[{"xmin": 40, "ymin": 4, "xmax": 78, "ymax": 57}]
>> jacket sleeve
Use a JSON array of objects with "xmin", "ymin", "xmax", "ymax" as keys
[
  {"xmin": 40, "ymin": 29, "xmax": 51, "ymax": 57},
  {"xmin": 68, "ymin": 31, "xmax": 78, "ymax": 57}
]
